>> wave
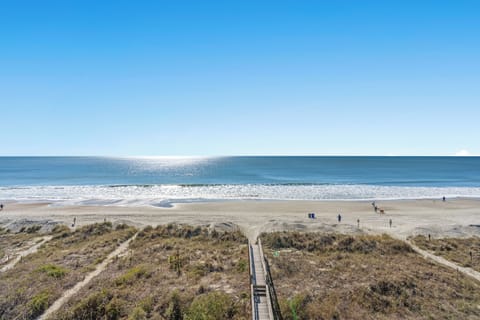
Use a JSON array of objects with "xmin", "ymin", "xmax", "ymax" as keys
[{"xmin": 2, "ymin": 184, "xmax": 480, "ymax": 207}]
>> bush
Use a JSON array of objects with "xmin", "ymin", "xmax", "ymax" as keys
[
  {"xmin": 77, "ymin": 222, "xmax": 113, "ymax": 237},
  {"xmin": 26, "ymin": 225, "xmax": 42, "ymax": 233},
  {"xmin": 52, "ymin": 224, "xmax": 71, "ymax": 234},
  {"xmin": 139, "ymin": 296, "xmax": 154, "ymax": 314},
  {"xmin": 128, "ymin": 307, "xmax": 147, "ymax": 320},
  {"xmin": 28, "ymin": 292, "xmax": 50, "ymax": 318},
  {"xmin": 185, "ymin": 292, "xmax": 237, "ymax": 320},
  {"xmin": 165, "ymin": 291, "xmax": 183, "ymax": 320},
  {"xmin": 105, "ymin": 297, "xmax": 123, "ymax": 319},
  {"xmin": 115, "ymin": 266, "xmax": 148, "ymax": 286},
  {"xmin": 236, "ymin": 259, "xmax": 247, "ymax": 273},
  {"xmin": 37, "ymin": 264, "xmax": 68, "ymax": 278},
  {"xmin": 280, "ymin": 293, "xmax": 311, "ymax": 320},
  {"xmin": 71, "ymin": 290, "xmax": 112, "ymax": 319}
]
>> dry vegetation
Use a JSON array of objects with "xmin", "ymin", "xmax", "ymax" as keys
[
  {"xmin": 0, "ymin": 222, "xmax": 136, "ymax": 319},
  {"xmin": 51, "ymin": 224, "xmax": 250, "ymax": 320},
  {"xmin": 411, "ymin": 235, "xmax": 480, "ymax": 272},
  {"xmin": 261, "ymin": 232, "xmax": 480, "ymax": 320},
  {"xmin": 0, "ymin": 225, "xmax": 44, "ymax": 267}
]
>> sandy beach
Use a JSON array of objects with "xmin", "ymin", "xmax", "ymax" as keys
[{"xmin": 1, "ymin": 198, "xmax": 479, "ymax": 241}]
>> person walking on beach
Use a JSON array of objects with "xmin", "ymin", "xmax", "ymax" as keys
[
  {"xmin": 0, "ymin": 204, "xmax": 3, "ymax": 210},
  {"xmin": 357, "ymin": 218, "xmax": 360, "ymax": 228},
  {"xmin": 338, "ymin": 214, "xmax": 342, "ymax": 223},
  {"xmin": 442, "ymin": 196, "xmax": 446, "ymax": 202},
  {"xmin": 389, "ymin": 219, "xmax": 392, "ymax": 228}
]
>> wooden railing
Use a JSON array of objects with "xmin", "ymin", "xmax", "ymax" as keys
[{"xmin": 258, "ymin": 239, "xmax": 283, "ymax": 320}]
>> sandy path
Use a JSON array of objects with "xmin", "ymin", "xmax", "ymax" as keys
[
  {"xmin": 38, "ymin": 233, "xmax": 138, "ymax": 320},
  {"xmin": 406, "ymin": 240, "xmax": 480, "ymax": 282},
  {"xmin": 0, "ymin": 236, "xmax": 52, "ymax": 273}
]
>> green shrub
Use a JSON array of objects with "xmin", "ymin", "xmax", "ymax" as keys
[
  {"xmin": 139, "ymin": 296, "xmax": 154, "ymax": 314},
  {"xmin": 71, "ymin": 290, "xmax": 112, "ymax": 319},
  {"xmin": 165, "ymin": 291, "xmax": 183, "ymax": 320},
  {"xmin": 115, "ymin": 265, "xmax": 148, "ymax": 286},
  {"xmin": 128, "ymin": 306, "xmax": 147, "ymax": 320},
  {"xmin": 185, "ymin": 292, "xmax": 236, "ymax": 320},
  {"xmin": 26, "ymin": 225, "xmax": 42, "ymax": 233},
  {"xmin": 77, "ymin": 222, "xmax": 113, "ymax": 237},
  {"xmin": 37, "ymin": 264, "xmax": 68, "ymax": 278},
  {"xmin": 28, "ymin": 291, "xmax": 50, "ymax": 318},
  {"xmin": 105, "ymin": 297, "xmax": 123, "ymax": 319},
  {"xmin": 52, "ymin": 224, "xmax": 71, "ymax": 233},
  {"xmin": 236, "ymin": 258, "xmax": 247, "ymax": 272}
]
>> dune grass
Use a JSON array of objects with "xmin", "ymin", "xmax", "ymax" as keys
[
  {"xmin": 0, "ymin": 226, "xmax": 44, "ymax": 267},
  {"xmin": 411, "ymin": 235, "xmax": 480, "ymax": 272},
  {"xmin": 51, "ymin": 224, "xmax": 250, "ymax": 320},
  {"xmin": 261, "ymin": 232, "xmax": 480, "ymax": 320},
  {"xmin": 0, "ymin": 222, "xmax": 136, "ymax": 320}
]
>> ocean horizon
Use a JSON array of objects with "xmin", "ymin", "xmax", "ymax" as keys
[{"xmin": 1, "ymin": 156, "xmax": 480, "ymax": 206}]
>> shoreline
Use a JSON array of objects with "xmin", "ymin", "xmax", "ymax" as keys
[{"xmin": 1, "ymin": 198, "xmax": 479, "ymax": 241}]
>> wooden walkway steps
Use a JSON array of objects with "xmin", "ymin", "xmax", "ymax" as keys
[{"xmin": 249, "ymin": 241, "xmax": 275, "ymax": 320}]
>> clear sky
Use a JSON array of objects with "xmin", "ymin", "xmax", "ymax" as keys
[{"xmin": 0, "ymin": 1, "xmax": 479, "ymax": 156}]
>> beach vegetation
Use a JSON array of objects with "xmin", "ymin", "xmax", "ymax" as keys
[
  {"xmin": 262, "ymin": 232, "xmax": 480, "ymax": 319},
  {"xmin": 165, "ymin": 291, "xmax": 183, "ymax": 320},
  {"xmin": 236, "ymin": 258, "xmax": 248, "ymax": 273},
  {"xmin": 27, "ymin": 291, "xmax": 50, "ymax": 318},
  {"xmin": 185, "ymin": 291, "xmax": 237, "ymax": 320},
  {"xmin": 52, "ymin": 224, "xmax": 250, "ymax": 320},
  {"xmin": 17, "ymin": 225, "xmax": 42, "ymax": 233},
  {"xmin": 0, "ymin": 222, "xmax": 136, "ymax": 319},
  {"xmin": 0, "ymin": 226, "xmax": 7, "ymax": 234},
  {"xmin": 411, "ymin": 235, "xmax": 480, "ymax": 272},
  {"xmin": 128, "ymin": 306, "xmax": 147, "ymax": 320},
  {"xmin": 37, "ymin": 263, "xmax": 68, "ymax": 278},
  {"xmin": 70, "ymin": 289, "xmax": 113, "ymax": 319},
  {"xmin": 115, "ymin": 265, "xmax": 149, "ymax": 286}
]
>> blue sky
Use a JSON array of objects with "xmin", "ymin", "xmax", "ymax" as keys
[{"xmin": 0, "ymin": 0, "xmax": 479, "ymax": 156}]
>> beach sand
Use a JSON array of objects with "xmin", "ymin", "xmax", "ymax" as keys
[{"xmin": 1, "ymin": 198, "xmax": 479, "ymax": 241}]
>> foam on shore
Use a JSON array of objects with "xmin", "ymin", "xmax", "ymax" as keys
[{"xmin": 2, "ymin": 184, "xmax": 480, "ymax": 207}]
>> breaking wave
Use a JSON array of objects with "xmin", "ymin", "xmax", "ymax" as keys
[{"xmin": 1, "ymin": 184, "xmax": 480, "ymax": 207}]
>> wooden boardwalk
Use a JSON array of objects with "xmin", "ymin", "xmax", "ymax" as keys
[{"xmin": 249, "ymin": 242, "xmax": 274, "ymax": 320}]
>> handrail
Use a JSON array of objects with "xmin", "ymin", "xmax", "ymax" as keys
[
  {"xmin": 258, "ymin": 239, "xmax": 267, "ymax": 276},
  {"xmin": 264, "ymin": 256, "xmax": 283, "ymax": 320},
  {"xmin": 258, "ymin": 238, "xmax": 283, "ymax": 320},
  {"xmin": 249, "ymin": 243, "xmax": 256, "ymax": 285},
  {"xmin": 248, "ymin": 242, "xmax": 259, "ymax": 320},
  {"xmin": 265, "ymin": 285, "xmax": 275, "ymax": 320}
]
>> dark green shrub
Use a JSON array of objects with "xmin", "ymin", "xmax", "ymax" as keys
[
  {"xmin": 28, "ymin": 292, "xmax": 50, "ymax": 319},
  {"xmin": 185, "ymin": 292, "xmax": 237, "ymax": 320},
  {"xmin": 37, "ymin": 264, "xmax": 68, "ymax": 278}
]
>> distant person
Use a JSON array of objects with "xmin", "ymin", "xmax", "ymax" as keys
[
  {"xmin": 0, "ymin": 203, "xmax": 3, "ymax": 210},
  {"xmin": 372, "ymin": 201, "xmax": 376, "ymax": 208},
  {"xmin": 337, "ymin": 214, "xmax": 342, "ymax": 223},
  {"xmin": 374, "ymin": 205, "xmax": 378, "ymax": 213},
  {"xmin": 442, "ymin": 196, "xmax": 446, "ymax": 202},
  {"xmin": 73, "ymin": 217, "xmax": 76, "ymax": 227},
  {"xmin": 428, "ymin": 234, "xmax": 431, "ymax": 241},
  {"xmin": 357, "ymin": 218, "xmax": 360, "ymax": 228},
  {"xmin": 389, "ymin": 219, "xmax": 392, "ymax": 228}
]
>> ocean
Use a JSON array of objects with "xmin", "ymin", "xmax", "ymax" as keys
[{"xmin": 1, "ymin": 156, "xmax": 479, "ymax": 206}]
